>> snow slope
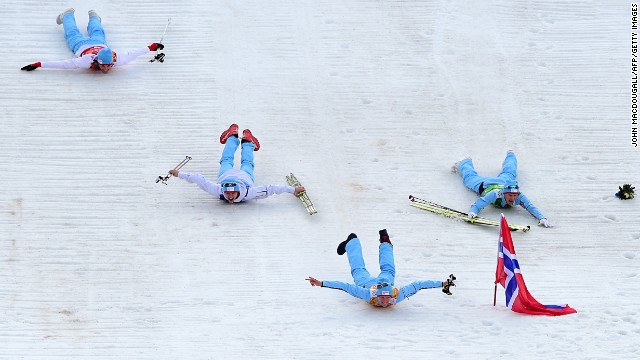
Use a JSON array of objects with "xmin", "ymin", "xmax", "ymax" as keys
[{"xmin": 1, "ymin": 1, "xmax": 638, "ymax": 359}]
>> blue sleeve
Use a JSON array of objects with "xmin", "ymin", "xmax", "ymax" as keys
[
  {"xmin": 470, "ymin": 190, "xmax": 500, "ymax": 214},
  {"xmin": 322, "ymin": 280, "xmax": 372, "ymax": 302},
  {"xmin": 395, "ymin": 280, "xmax": 442, "ymax": 303},
  {"xmin": 178, "ymin": 172, "xmax": 221, "ymax": 197},
  {"xmin": 517, "ymin": 193, "xmax": 545, "ymax": 220}
]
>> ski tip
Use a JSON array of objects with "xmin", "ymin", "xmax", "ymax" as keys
[
  {"xmin": 511, "ymin": 225, "xmax": 531, "ymax": 232},
  {"xmin": 408, "ymin": 195, "xmax": 414, "ymax": 200}
]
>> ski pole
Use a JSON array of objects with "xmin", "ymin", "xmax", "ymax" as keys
[
  {"xmin": 150, "ymin": 18, "xmax": 171, "ymax": 63},
  {"xmin": 159, "ymin": 18, "xmax": 171, "ymax": 44},
  {"xmin": 156, "ymin": 155, "xmax": 191, "ymax": 185}
]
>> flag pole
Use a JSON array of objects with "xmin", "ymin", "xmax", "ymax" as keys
[
  {"xmin": 493, "ymin": 213, "xmax": 504, "ymax": 307},
  {"xmin": 493, "ymin": 283, "xmax": 497, "ymax": 306}
]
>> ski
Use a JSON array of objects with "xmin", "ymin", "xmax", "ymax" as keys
[
  {"xmin": 286, "ymin": 173, "xmax": 317, "ymax": 215},
  {"xmin": 408, "ymin": 195, "xmax": 530, "ymax": 232}
]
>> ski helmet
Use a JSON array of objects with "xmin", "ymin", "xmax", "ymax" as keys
[
  {"xmin": 503, "ymin": 179, "xmax": 520, "ymax": 194},
  {"xmin": 221, "ymin": 178, "xmax": 240, "ymax": 193},
  {"xmin": 97, "ymin": 47, "xmax": 114, "ymax": 65},
  {"xmin": 376, "ymin": 282, "xmax": 393, "ymax": 296}
]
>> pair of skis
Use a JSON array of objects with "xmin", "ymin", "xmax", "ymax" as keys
[
  {"xmin": 409, "ymin": 195, "xmax": 530, "ymax": 232},
  {"xmin": 286, "ymin": 173, "xmax": 317, "ymax": 215},
  {"xmin": 282, "ymin": 178, "xmax": 528, "ymax": 229}
]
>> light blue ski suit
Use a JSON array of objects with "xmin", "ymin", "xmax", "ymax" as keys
[
  {"xmin": 40, "ymin": 12, "xmax": 151, "ymax": 70},
  {"xmin": 322, "ymin": 238, "xmax": 442, "ymax": 307},
  {"xmin": 456, "ymin": 152, "xmax": 545, "ymax": 220}
]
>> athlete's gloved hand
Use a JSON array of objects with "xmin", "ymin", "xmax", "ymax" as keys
[
  {"xmin": 148, "ymin": 43, "xmax": 165, "ymax": 51},
  {"xmin": 442, "ymin": 274, "xmax": 456, "ymax": 295},
  {"xmin": 468, "ymin": 212, "xmax": 477, "ymax": 219},
  {"xmin": 293, "ymin": 186, "xmax": 305, "ymax": 196},
  {"xmin": 21, "ymin": 62, "xmax": 41, "ymax": 71},
  {"xmin": 538, "ymin": 218, "xmax": 553, "ymax": 228}
]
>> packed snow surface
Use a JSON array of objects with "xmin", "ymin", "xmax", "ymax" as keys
[{"xmin": 1, "ymin": 1, "xmax": 638, "ymax": 359}]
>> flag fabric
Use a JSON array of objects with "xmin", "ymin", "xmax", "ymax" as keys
[{"xmin": 495, "ymin": 215, "xmax": 577, "ymax": 316}]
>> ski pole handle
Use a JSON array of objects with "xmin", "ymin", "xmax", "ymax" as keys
[
  {"xmin": 156, "ymin": 175, "xmax": 169, "ymax": 185},
  {"xmin": 150, "ymin": 53, "xmax": 165, "ymax": 63}
]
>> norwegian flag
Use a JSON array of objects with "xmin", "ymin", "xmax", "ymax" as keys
[{"xmin": 495, "ymin": 215, "xmax": 577, "ymax": 316}]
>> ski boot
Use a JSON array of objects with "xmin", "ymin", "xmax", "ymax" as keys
[
  {"xmin": 220, "ymin": 124, "xmax": 239, "ymax": 144},
  {"xmin": 242, "ymin": 129, "xmax": 260, "ymax": 151},
  {"xmin": 56, "ymin": 8, "xmax": 75, "ymax": 25},
  {"xmin": 337, "ymin": 233, "xmax": 357, "ymax": 255},
  {"xmin": 379, "ymin": 229, "xmax": 391, "ymax": 245},
  {"xmin": 88, "ymin": 10, "xmax": 101, "ymax": 21}
]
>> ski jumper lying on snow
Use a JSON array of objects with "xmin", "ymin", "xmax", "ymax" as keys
[
  {"xmin": 21, "ymin": 8, "xmax": 163, "ymax": 73},
  {"xmin": 306, "ymin": 230, "xmax": 455, "ymax": 308},
  {"xmin": 453, "ymin": 151, "xmax": 552, "ymax": 228},
  {"xmin": 169, "ymin": 124, "xmax": 305, "ymax": 204}
]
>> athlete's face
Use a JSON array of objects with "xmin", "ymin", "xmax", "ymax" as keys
[
  {"xmin": 378, "ymin": 295, "xmax": 392, "ymax": 307},
  {"xmin": 98, "ymin": 63, "xmax": 113, "ymax": 73},
  {"xmin": 224, "ymin": 191, "xmax": 240, "ymax": 204},
  {"xmin": 504, "ymin": 192, "xmax": 519, "ymax": 205}
]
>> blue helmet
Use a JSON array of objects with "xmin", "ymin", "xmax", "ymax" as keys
[
  {"xmin": 503, "ymin": 179, "xmax": 520, "ymax": 194},
  {"xmin": 221, "ymin": 178, "xmax": 240, "ymax": 193},
  {"xmin": 97, "ymin": 47, "xmax": 114, "ymax": 65},
  {"xmin": 376, "ymin": 282, "xmax": 393, "ymax": 296}
]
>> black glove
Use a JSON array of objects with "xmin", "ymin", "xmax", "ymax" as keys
[
  {"xmin": 442, "ymin": 274, "xmax": 456, "ymax": 295},
  {"xmin": 148, "ymin": 42, "xmax": 165, "ymax": 51},
  {"xmin": 21, "ymin": 62, "xmax": 41, "ymax": 71},
  {"xmin": 616, "ymin": 184, "xmax": 635, "ymax": 200}
]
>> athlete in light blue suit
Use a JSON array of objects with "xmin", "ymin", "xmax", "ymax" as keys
[
  {"xmin": 170, "ymin": 124, "xmax": 305, "ymax": 204},
  {"xmin": 20, "ymin": 8, "xmax": 162, "ymax": 73},
  {"xmin": 306, "ymin": 230, "xmax": 455, "ymax": 308},
  {"xmin": 454, "ymin": 151, "xmax": 552, "ymax": 227}
]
